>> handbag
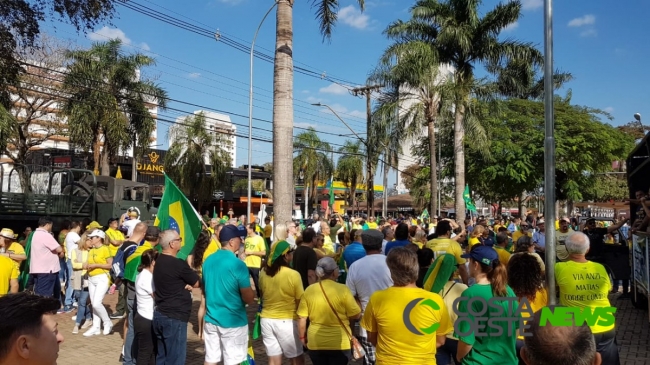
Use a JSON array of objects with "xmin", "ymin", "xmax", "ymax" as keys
[{"xmin": 318, "ymin": 281, "xmax": 366, "ymax": 361}]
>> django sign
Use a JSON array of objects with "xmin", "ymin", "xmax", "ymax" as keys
[
  {"xmin": 452, "ymin": 297, "xmax": 616, "ymax": 337},
  {"xmin": 137, "ymin": 150, "xmax": 165, "ymax": 176}
]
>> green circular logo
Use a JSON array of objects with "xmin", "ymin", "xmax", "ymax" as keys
[{"xmin": 403, "ymin": 298, "xmax": 441, "ymax": 335}]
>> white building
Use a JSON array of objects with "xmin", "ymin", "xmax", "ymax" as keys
[
  {"xmin": 395, "ymin": 64, "xmax": 455, "ymax": 194},
  {"xmin": 171, "ymin": 110, "xmax": 236, "ymax": 168},
  {"xmin": 1, "ymin": 62, "xmax": 159, "ymax": 192}
]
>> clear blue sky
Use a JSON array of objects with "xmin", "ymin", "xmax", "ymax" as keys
[{"xmin": 43, "ymin": 0, "xmax": 650, "ymax": 187}]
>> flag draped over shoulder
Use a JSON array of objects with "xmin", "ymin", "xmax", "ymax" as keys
[
  {"xmin": 123, "ymin": 242, "xmax": 153, "ymax": 283},
  {"xmin": 18, "ymin": 232, "xmax": 34, "ymax": 291},
  {"xmin": 154, "ymin": 174, "xmax": 203, "ymax": 260},
  {"xmin": 422, "ymin": 253, "xmax": 458, "ymax": 293},
  {"xmin": 463, "ymin": 184, "xmax": 477, "ymax": 213}
]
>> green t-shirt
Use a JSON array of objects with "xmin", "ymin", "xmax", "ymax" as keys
[{"xmin": 456, "ymin": 283, "xmax": 519, "ymax": 365}]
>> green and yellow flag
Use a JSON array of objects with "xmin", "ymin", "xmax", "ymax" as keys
[
  {"xmin": 123, "ymin": 242, "xmax": 154, "ymax": 283},
  {"xmin": 18, "ymin": 232, "xmax": 34, "ymax": 291},
  {"xmin": 463, "ymin": 184, "xmax": 477, "ymax": 213},
  {"xmin": 154, "ymin": 174, "xmax": 203, "ymax": 260}
]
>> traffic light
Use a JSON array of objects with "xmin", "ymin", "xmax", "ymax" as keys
[{"xmin": 556, "ymin": 170, "xmax": 568, "ymax": 201}]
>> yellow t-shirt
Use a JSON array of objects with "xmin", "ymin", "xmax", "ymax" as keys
[
  {"xmin": 414, "ymin": 241, "xmax": 424, "ymax": 249},
  {"xmin": 260, "ymin": 266, "xmax": 304, "ymax": 319},
  {"xmin": 438, "ymin": 281, "xmax": 469, "ymax": 340},
  {"xmin": 263, "ymin": 225, "xmax": 272, "ymax": 239},
  {"xmin": 425, "ymin": 238, "xmax": 466, "ymax": 265},
  {"xmin": 493, "ymin": 246, "xmax": 511, "ymax": 264},
  {"xmin": 0, "ymin": 255, "xmax": 18, "ymax": 295},
  {"xmin": 7, "ymin": 242, "xmax": 25, "ymax": 272},
  {"xmin": 296, "ymin": 280, "xmax": 361, "ymax": 350},
  {"xmin": 517, "ymin": 287, "xmax": 548, "ymax": 340},
  {"xmin": 88, "ymin": 245, "xmax": 111, "ymax": 277},
  {"xmin": 322, "ymin": 236, "xmax": 335, "ymax": 255},
  {"xmin": 244, "ymin": 235, "xmax": 266, "ymax": 269},
  {"xmin": 555, "ymin": 229, "xmax": 575, "ymax": 261},
  {"xmin": 555, "ymin": 260, "xmax": 614, "ymax": 334},
  {"xmin": 105, "ymin": 228, "xmax": 125, "ymax": 257},
  {"xmin": 367, "ymin": 222, "xmax": 378, "ymax": 230},
  {"xmin": 361, "ymin": 286, "xmax": 452, "ymax": 365},
  {"xmin": 468, "ymin": 237, "xmax": 481, "ymax": 247},
  {"xmin": 203, "ymin": 238, "xmax": 221, "ymax": 264}
]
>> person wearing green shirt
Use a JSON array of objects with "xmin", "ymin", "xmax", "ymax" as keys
[{"xmin": 456, "ymin": 245, "xmax": 518, "ymax": 365}]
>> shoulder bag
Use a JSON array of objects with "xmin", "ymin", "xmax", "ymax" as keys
[{"xmin": 318, "ymin": 281, "xmax": 365, "ymax": 361}]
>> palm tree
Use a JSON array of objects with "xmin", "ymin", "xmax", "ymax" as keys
[
  {"xmin": 62, "ymin": 39, "xmax": 168, "ymax": 176},
  {"xmin": 164, "ymin": 112, "xmax": 232, "ymax": 210},
  {"xmin": 293, "ymin": 127, "xmax": 333, "ymax": 216},
  {"xmin": 336, "ymin": 140, "xmax": 365, "ymax": 216},
  {"xmin": 489, "ymin": 59, "xmax": 573, "ymax": 100},
  {"xmin": 385, "ymin": 0, "xmax": 542, "ymax": 223},
  {"xmin": 371, "ymin": 47, "xmax": 455, "ymax": 216},
  {"xmin": 272, "ymin": 0, "xmax": 366, "ymax": 227}
]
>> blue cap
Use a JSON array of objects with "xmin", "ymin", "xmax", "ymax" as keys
[
  {"xmin": 462, "ymin": 245, "xmax": 499, "ymax": 266},
  {"xmin": 219, "ymin": 225, "xmax": 242, "ymax": 243}
]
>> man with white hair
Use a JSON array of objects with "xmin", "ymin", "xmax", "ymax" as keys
[
  {"xmin": 152, "ymin": 230, "xmax": 200, "ymax": 365},
  {"xmin": 555, "ymin": 232, "xmax": 619, "ymax": 365}
]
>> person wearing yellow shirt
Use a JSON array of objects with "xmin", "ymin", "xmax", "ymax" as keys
[
  {"xmin": 0, "ymin": 229, "xmax": 26, "ymax": 273},
  {"xmin": 319, "ymin": 221, "xmax": 336, "ymax": 254},
  {"xmin": 555, "ymin": 218, "xmax": 575, "ymax": 261},
  {"xmin": 361, "ymin": 247, "xmax": 451, "ymax": 365},
  {"xmin": 468, "ymin": 224, "xmax": 485, "ymax": 248},
  {"xmin": 105, "ymin": 218, "xmax": 125, "ymax": 257},
  {"xmin": 366, "ymin": 217, "xmax": 378, "ymax": 230},
  {"xmin": 555, "ymin": 231, "xmax": 618, "ymax": 365},
  {"xmin": 259, "ymin": 241, "xmax": 305, "ymax": 364},
  {"xmin": 84, "ymin": 229, "xmax": 114, "ymax": 336},
  {"xmin": 70, "ymin": 239, "xmax": 92, "ymax": 333},
  {"xmin": 263, "ymin": 216, "xmax": 273, "ymax": 252},
  {"xmin": 297, "ymin": 257, "xmax": 361, "ymax": 363},
  {"xmin": 244, "ymin": 223, "xmax": 266, "ymax": 299},
  {"xmin": 425, "ymin": 220, "xmax": 469, "ymax": 285},
  {"xmin": 0, "ymin": 255, "xmax": 19, "ymax": 295},
  {"xmin": 511, "ymin": 222, "xmax": 532, "ymax": 252},
  {"xmin": 506, "ymin": 253, "xmax": 548, "ymax": 363},
  {"xmin": 493, "ymin": 233, "xmax": 512, "ymax": 264}
]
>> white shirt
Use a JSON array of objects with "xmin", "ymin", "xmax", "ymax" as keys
[
  {"xmin": 135, "ymin": 269, "xmax": 155, "ymax": 320},
  {"xmin": 346, "ymin": 254, "xmax": 393, "ymax": 337},
  {"xmin": 381, "ymin": 239, "xmax": 388, "ymax": 255},
  {"xmin": 123, "ymin": 219, "xmax": 141, "ymax": 237},
  {"xmin": 64, "ymin": 231, "xmax": 81, "ymax": 260},
  {"xmin": 311, "ymin": 222, "xmax": 321, "ymax": 233}
]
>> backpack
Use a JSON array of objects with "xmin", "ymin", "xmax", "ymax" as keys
[{"xmin": 110, "ymin": 241, "xmax": 139, "ymax": 282}]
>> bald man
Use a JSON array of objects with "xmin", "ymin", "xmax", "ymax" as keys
[{"xmin": 521, "ymin": 307, "xmax": 601, "ymax": 365}]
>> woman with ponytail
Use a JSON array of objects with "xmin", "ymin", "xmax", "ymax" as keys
[
  {"xmin": 297, "ymin": 257, "xmax": 361, "ymax": 365},
  {"xmin": 456, "ymin": 245, "xmax": 518, "ymax": 365},
  {"xmin": 259, "ymin": 241, "xmax": 305, "ymax": 365},
  {"xmin": 134, "ymin": 249, "xmax": 158, "ymax": 365}
]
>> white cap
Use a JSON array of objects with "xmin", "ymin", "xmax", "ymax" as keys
[
  {"xmin": 87, "ymin": 229, "xmax": 106, "ymax": 240},
  {"xmin": 537, "ymin": 219, "xmax": 545, "ymax": 224}
]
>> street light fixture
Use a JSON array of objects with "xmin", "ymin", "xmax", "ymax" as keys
[
  {"xmin": 246, "ymin": 0, "xmax": 279, "ymax": 222},
  {"xmin": 635, "ymin": 113, "xmax": 644, "ymax": 134}
]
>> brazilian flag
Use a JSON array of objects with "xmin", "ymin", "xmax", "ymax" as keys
[
  {"xmin": 240, "ymin": 334, "xmax": 256, "ymax": 365},
  {"xmin": 154, "ymin": 174, "xmax": 203, "ymax": 260},
  {"xmin": 18, "ymin": 232, "xmax": 34, "ymax": 291}
]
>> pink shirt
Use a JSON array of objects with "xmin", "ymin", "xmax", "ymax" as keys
[{"xmin": 29, "ymin": 228, "xmax": 61, "ymax": 274}]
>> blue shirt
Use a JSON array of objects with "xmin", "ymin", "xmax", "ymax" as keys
[
  {"xmin": 342, "ymin": 242, "xmax": 366, "ymax": 268},
  {"xmin": 384, "ymin": 239, "xmax": 410, "ymax": 255},
  {"xmin": 203, "ymin": 249, "xmax": 251, "ymax": 328}
]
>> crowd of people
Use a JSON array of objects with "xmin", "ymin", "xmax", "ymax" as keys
[{"xmin": 0, "ymin": 209, "xmax": 633, "ymax": 365}]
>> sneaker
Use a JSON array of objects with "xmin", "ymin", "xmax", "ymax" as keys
[
  {"xmin": 81, "ymin": 320, "xmax": 93, "ymax": 329},
  {"xmin": 103, "ymin": 324, "xmax": 113, "ymax": 335},
  {"xmin": 57, "ymin": 306, "xmax": 73, "ymax": 314},
  {"xmin": 72, "ymin": 302, "xmax": 78, "ymax": 308},
  {"xmin": 109, "ymin": 312, "xmax": 125, "ymax": 319},
  {"xmin": 72, "ymin": 325, "xmax": 79, "ymax": 334},
  {"xmin": 71, "ymin": 315, "xmax": 77, "ymax": 321},
  {"xmin": 83, "ymin": 327, "xmax": 101, "ymax": 337}
]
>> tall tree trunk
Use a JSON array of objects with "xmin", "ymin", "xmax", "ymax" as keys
[
  {"xmin": 453, "ymin": 103, "xmax": 466, "ymax": 225},
  {"xmin": 351, "ymin": 178, "xmax": 357, "ymax": 216},
  {"xmin": 100, "ymin": 144, "xmax": 110, "ymax": 176},
  {"xmin": 272, "ymin": 0, "xmax": 294, "ymax": 229},
  {"xmin": 427, "ymin": 117, "xmax": 437, "ymax": 217},
  {"xmin": 93, "ymin": 133, "xmax": 101, "ymax": 175},
  {"xmin": 383, "ymin": 157, "xmax": 389, "ymax": 217}
]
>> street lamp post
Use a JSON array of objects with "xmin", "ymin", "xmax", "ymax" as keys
[
  {"xmin": 635, "ymin": 113, "xmax": 644, "ymax": 133},
  {"xmin": 247, "ymin": 1, "xmax": 279, "ymax": 222}
]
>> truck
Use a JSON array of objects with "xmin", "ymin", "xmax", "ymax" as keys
[
  {"xmin": 626, "ymin": 134, "xmax": 650, "ymax": 319},
  {"xmin": 0, "ymin": 163, "xmax": 157, "ymax": 232}
]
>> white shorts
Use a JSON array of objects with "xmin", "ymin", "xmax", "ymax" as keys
[
  {"xmin": 260, "ymin": 318, "xmax": 303, "ymax": 358},
  {"xmin": 203, "ymin": 323, "xmax": 248, "ymax": 365}
]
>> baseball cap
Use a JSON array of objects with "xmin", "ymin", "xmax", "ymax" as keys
[
  {"xmin": 462, "ymin": 245, "xmax": 499, "ymax": 266},
  {"xmin": 537, "ymin": 219, "xmax": 545, "ymax": 224},
  {"xmin": 87, "ymin": 229, "xmax": 106, "ymax": 240},
  {"xmin": 219, "ymin": 224, "xmax": 242, "ymax": 243},
  {"xmin": 561, "ymin": 217, "xmax": 571, "ymax": 223},
  {"xmin": 145, "ymin": 226, "xmax": 161, "ymax": 240},
  {"xmin": 361, "ymin": 229, "xmax": 383, "ymax": 247}
]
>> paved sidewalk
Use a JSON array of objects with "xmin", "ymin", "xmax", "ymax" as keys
[{"xmin": 55, "ymin": 289, "xmax": 649, "ymax": 365}]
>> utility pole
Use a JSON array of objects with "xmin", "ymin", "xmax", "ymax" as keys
[{"xmin": 352, "ymin": 85, "xmax": 382, "ymax": 218}]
